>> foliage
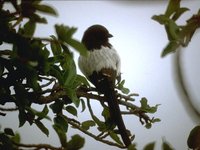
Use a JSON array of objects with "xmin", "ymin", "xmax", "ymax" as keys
[
  {"xmin": 152, "ymin": 0, "xmax": 200, "ymax": 57},
  {"xmin": 0, "ymin": 0, "xmax": 159, "ymax": 149},
  {"xmin": 1, "ymin": 0, "xmax": 198, "ymax": 149},
  {"xmin": 153, "ymin": 0, "xmax": 200, "ymax": 149}
]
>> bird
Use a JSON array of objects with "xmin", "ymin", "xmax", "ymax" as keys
[{"xmin": 78, "ymin": 24, "xmax": 131, "ymax": 147}]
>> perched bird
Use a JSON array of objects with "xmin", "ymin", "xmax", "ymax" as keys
[{"xmin": 78, "ymin": 24, "xmax": 131, "ymax": 147}]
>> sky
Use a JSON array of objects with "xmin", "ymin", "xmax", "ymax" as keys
[{"xmin": 1, "ymin": 1, "xmax": 200, "ymax": 150}]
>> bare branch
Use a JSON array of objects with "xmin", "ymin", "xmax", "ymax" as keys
[
  {"xmin": 13, "ymin": 142, "xmax": 62, "ymax": 150},
  {"xmin": 0, "ymin": 112, "xmax": 6, "ymax": 116},
  {"xmin": 117, "ymin": 92, "xmax": 139, "ymax": 102},
  {"xmin": 0, "ymin": 107, "xmax": 18, "ymax": 111},
  {"xmin": 0, "ymin": 50, "xmax": 12, "ymax": 56},
  {"xmin": 40, "ymin": 76, "xmax": 56, "ymax": 88}
]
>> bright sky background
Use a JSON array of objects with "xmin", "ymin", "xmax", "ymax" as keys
[{"xmin": 2, "ymin": 1, "xmax": 200, "ymax": 150}]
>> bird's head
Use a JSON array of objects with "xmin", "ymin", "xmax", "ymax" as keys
[{"xmin": 82, "ymin": 24, "xmax": 113, "ymax": 51}]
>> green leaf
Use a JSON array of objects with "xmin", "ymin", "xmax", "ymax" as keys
[
  {"xmin": 33, "ymin": 0, "xmax": 42, "ymax": 4},
  {"xmin": 34, "ymin": 4, "xmax": 57, "ymax": 16},
  {"xmin": 121, "ymin": 87, "xmax": 130, "ymax": 94},
  {"xmin": 152, "ymin": 118, "xmax": 161, "ymax": 123},
  {"xmin": 179, "ymin": 11, "xmax": 200, "ymax": 46},
  {"xmin": 31, "ymin": 13, "xmax": 47, "ymax": 23},
  {"xmin": 161, "ymin": 41, "xmax": 179, "ymax": 57},
  {"xmin": 35, "ymin": 105, "xmax": 50, "ymax": 120},
  {"xmin": 67, "ymin": 134, "xmax": 85, "ymax": 150},
  {"xmin": 55, "ymin": 24, "xmax": 77, "ymax": 41},
  {"xmin": 35, "ymin": 120, "xmax": 49, "ymax": 136},
  {"xmin": 152, "ymin": 15, "xmax": 169, "ymax": 25},
  {"xmin": 102, "ymin": 106, "xmax": 110, "ymax": 121},
  {"xmin": 11, "ymin": 132, "xmax": 21, "ymax": 143},
  {"xmin": 140, "ymin": 97, "xmax": 149, "ymax": 110},
  {"xmin": 187, "ymin": 126, "xmax": 200, "ymax": 149},
  {"xmin": 4, "ymin": 128, "xmax": 14, "ymax": 136},
  {"xmin": 117, "ymin": 79, "xmax": 130, "ymax": 94},
  {"xmin": 165, "ymin": 0, "xmax": 180, "ymax": 17},
  {"xmin": 168, "ymin": 23, "xmax": 180, "ymax": 41},
  {"xmin": 65, "ymin": 105, "xmax": 77, "ymax": 117},
  {"xmin": 140, "ymin": 97, "xmax": 160, "ymax": 114},
  {"xmin": 80, "ymin": 99, "xmax": 86, "ymax": 112},
  {"xmin": 128, "ymin": 144, "xmax": 137, "ymax": 150},
  {"xmin": 65, "ymin": 27, "xmax": 77, "ymax": 39},
  {"xmin": 48, "ymin": 55, "xmax": 64, "ymax": 64},
  {"xmin": 172, "ymin": 7, "xmax": 190, "ymax": 21},
  {"xmin": 54, "ymin": 115, "xmax": 68, "ymax": 132},
  {"xmin": 93, "ymin": 115, "xmax": 105, "ymax": 131},
  {"xmin": 109, "ymin": 131, "xmax": 123, "ymax": 146},
  {"xmin": 55, "ymin": 24, "xmax": 70, "ymax": 42},
  {"xmin": 165, "ymin": 20, "xmax": 180, "ymax": 41},
  {"xmin": 55, "ymin": 24, "xmax": 77, "ymax": 42},
  {"xmin": 76, "ymin": 75, "xmax": 90, "ymax": 86},
  {"xmin": 49, "ymin": 65, "xmax": 63, "ymax": 85},
  {"xmin": 26, "ymin": 106, "xmax": 50, "ymax": 121},
  {"xmin": 50, "ymin": 35, "xmax": 62, "ymax": 55},
  {"xmin": 61, "ymin": 43, "xmax": 71, "ymax": 54},
  {"xmin": 145, "ymin": 123, "xmax": 152, "ymax": 129},
  {"xmin": 23, "ymin": 20, "xmax": 36, "ymax": 37},
  {"xmin": 65, "ymin": 88, "xmax": 80, "ymax": 107},
  {"xmin": 162, "ymin": 140, "xmax": 174, "ymax": 150},
  {"xmin": 63, "ymin": 59, "xmax": 76, "ymax": 87},
  {"xmin": 18, "ymin": 110, "xmax": 26, "ymax": 127},
  {"xmin": 49, "ymin": 100, "xmax": 64, "ymax": 114},
  {"xmin": 53, "ymin": 124, "xmax": 67, "ymax": 147},
  {"xmin": 55, "ymin": 24, "xmax": 87, "ymax": 56},
  {"xmin": 67, "ymin": 38, "xmax": 88, "ymax": 56},
  {"xmin": 14, "ymin": 83, "xmax": 29, "ymax": 107},
  {"xmin": 143, "ymin": 142, "xmax": 155, "ymax": 150},
  {"xmin": 66, "ymin": 27, "xmax": 77, "ymax": 39},
  {"xmin": 81, "ymin": 120, "xmax": 96, "ymax": 130}
]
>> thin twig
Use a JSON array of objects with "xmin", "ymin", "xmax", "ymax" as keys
[
  {"xmin": 13, "ymin": 142, "xmax": 62, "ymax": 150},
  {"xmin": 40, "ymin": 78, "xmax": 56, "ymax": 88},
  {"xmin": 66, "ymin": 117, "xmax": 126, "ymax": 149},
  {"xmin": 0, "ymin": 112, "xmax": 6, "ymax": 116},
  {"xmin": 117, "ymin": 92, "xmax": 139, "ymax": 102},
  {"xmin": 0, "ymin": 107, "xmax": 18, "ymax": 111},
  {"xmin": 0, "ymin": 50, "xmax": 12, "ymax": 56}
]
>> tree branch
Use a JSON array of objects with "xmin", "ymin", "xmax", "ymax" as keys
[
  {"xmin": 13, "ymin": 142, "xmax": 62, "ymax": 150},
  {"xmin": 0, "ymin": 107, "xmax": 18, "ymax": 111},
  {"xmin": 66, "ymin": 116, "xmax": 126, "ymax": 149},
  {"xmin": 29, "ymin": 85, "xmax": 152, "ymax": 125}
]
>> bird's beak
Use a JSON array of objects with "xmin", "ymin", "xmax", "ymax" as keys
[{"xmin": 108, "ymin": 33, "xmax": 113, "ymax": 38}]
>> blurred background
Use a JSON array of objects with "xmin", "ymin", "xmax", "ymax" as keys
[{"xmin": 1, "ymin": 1, "xmax": 200, "ymax": 150}]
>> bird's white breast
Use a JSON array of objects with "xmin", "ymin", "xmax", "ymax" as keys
[{"xmin": 78, "ymin": 46, "xmax": 121, "ymax": 77}]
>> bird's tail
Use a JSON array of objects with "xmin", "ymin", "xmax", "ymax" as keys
[
  {"xmin": 88, "ymin": 69, "xmax": 131, "ymax": 147},
  {"xmin": 104, "ymin": 83, "xmax": 131, "ymax": 147}
]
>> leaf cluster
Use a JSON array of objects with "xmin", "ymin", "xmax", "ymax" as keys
[
  {"xmin": 153, "ymin": 1, "xmax": 200, "ymax": 150},
  {"xmin": 0, "ymin": 0, "xmax": 86, "ymax": 149},
  {"xmin": 152, "ymin": 0, "xmax": 200, "ymax": 57}
]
